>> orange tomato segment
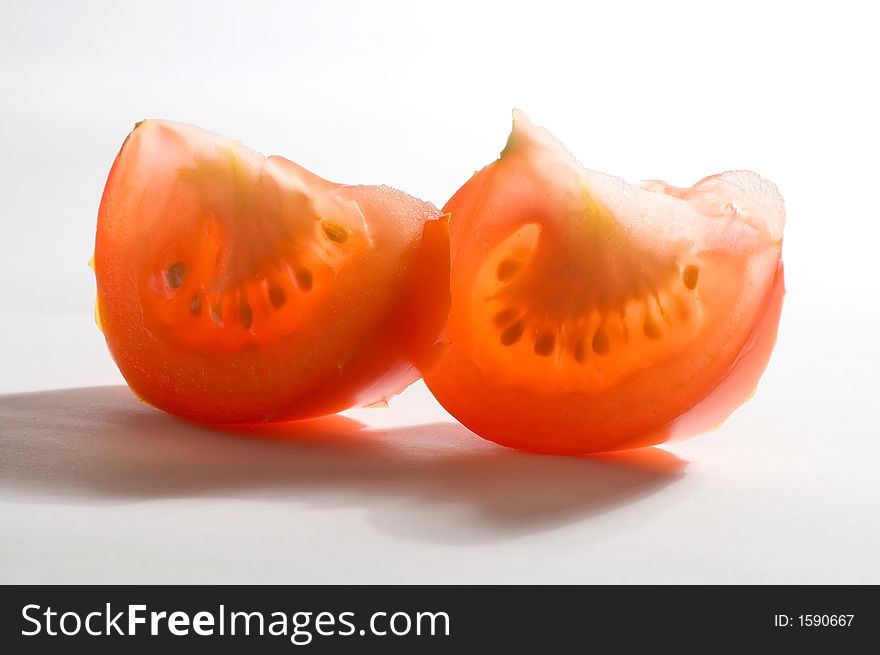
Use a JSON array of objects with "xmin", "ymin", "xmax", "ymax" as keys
[
  {"xmin": 95, "ymin": 120, "xmax": 448, "ymax": 424},
  {"xmin": 424, "ymin": 110, "xmax": 785, "ymax": 454}
]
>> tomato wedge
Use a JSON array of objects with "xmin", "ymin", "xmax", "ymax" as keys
[
  {"xmin": 94, "ymin": 120, "xmax": 448, "ymax": 423},
  {"xmin": 424, "ymin": 111, "xmax": 785, "ymax": 454}
]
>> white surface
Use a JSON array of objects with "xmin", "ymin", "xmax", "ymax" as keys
[{"xmin": 1, "ymin": 1, "xmax": 879, "ymax": 583}]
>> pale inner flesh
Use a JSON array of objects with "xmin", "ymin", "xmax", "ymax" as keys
[
  {"xmin": 139, "ymin": 144, "xmax": 370, "ymax": 353},
  {"xmin": 463, "ymin": 202, "xmax": 707, "ymax": 393}
]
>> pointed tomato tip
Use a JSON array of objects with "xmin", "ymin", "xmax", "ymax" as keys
[
  {"xmin": 501, "ymin": 109, "xmax": 533, "ymax": 158},
  {"xmin": 499, "ymin": 110, "xmax": 584, "ymax": 178},
  {"xmin": 511, "ymin": 108, "xmax": 531, "ymax": 125}
]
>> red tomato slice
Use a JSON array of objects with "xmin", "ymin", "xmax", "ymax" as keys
[
  {"xmin": 424, "ymin": 111, "xmax": 785, "ymax": 454},
  {"xmin": 94, "ymin": 120, "xmax": 448, "ymax": 423}
]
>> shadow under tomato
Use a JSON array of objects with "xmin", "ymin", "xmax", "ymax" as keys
[{"xmin": 0, "ymin": 386, "xmax": 687, "ymax": 542}]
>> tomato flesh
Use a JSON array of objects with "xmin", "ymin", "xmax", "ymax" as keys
[
  {"xmin": 95, "ymin": 120, "xmax": 448, "ymax": 423},
  {"xmin": 424, "ymin": 111, "xmax": 785, "ymax": 454}
]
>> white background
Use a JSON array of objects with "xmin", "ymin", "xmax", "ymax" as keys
[{"xmin": 1, "ymin": 0, "xmax": 878, "ymax": 583}]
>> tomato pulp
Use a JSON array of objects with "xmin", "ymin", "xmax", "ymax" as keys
[
  {"xmin": 424, "ymin": 111, "xmax": 785, "ymax": 454},
  {"xmin": 94, "ymin": 120, "xmax": 449, "ymax": 423}
]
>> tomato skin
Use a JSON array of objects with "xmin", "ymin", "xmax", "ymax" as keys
[
  {"xmin": 423, "ymin": 112, "xmax": 785, "ymax": 455},
  {"xmin": 94, "ymin": 121, "xmax": 448, "ymax": 424}
]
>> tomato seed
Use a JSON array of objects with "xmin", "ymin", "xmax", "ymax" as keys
[
  {"xmin": 643, "ymin": 315, "xmax": 663, "ymax": 339},
  {"xmin": 500, "ymin": 321, "xmax": 524, "ymax": 346},
  {"xmin": 592, "ymin": 327, "xmax": 610, "ymax": 356},
  {"xmin": 682, "ymin": 264, "xmax": 699, "ymax": 290},
  {"xmin": 295, "ymin": 267, "xmax": 313, "ymax": 292},
  {"xmin": 533, "ymin": 333, "xmax": 555, "ymax": 357},
  {"xmin": 166, "ymin": 262, "xmax": 185, "ymax": 289},
  {"xmin": 322, "ymin": 221, "xmax": 350, "ymax": 243},
  {"xmin": 496, "ymin": 258, "xmax": 521, "ymax": 281},
  {"xmin": 268, "ymin": 285, "xmax": 287, "ymax": 308},
  {"xmin": 493, "ymin": 307, "xmax": 519, "ymax": 327},
  {"xmin": 240, "ymin": 303, "xmax": 253, "ymax": 329}
]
